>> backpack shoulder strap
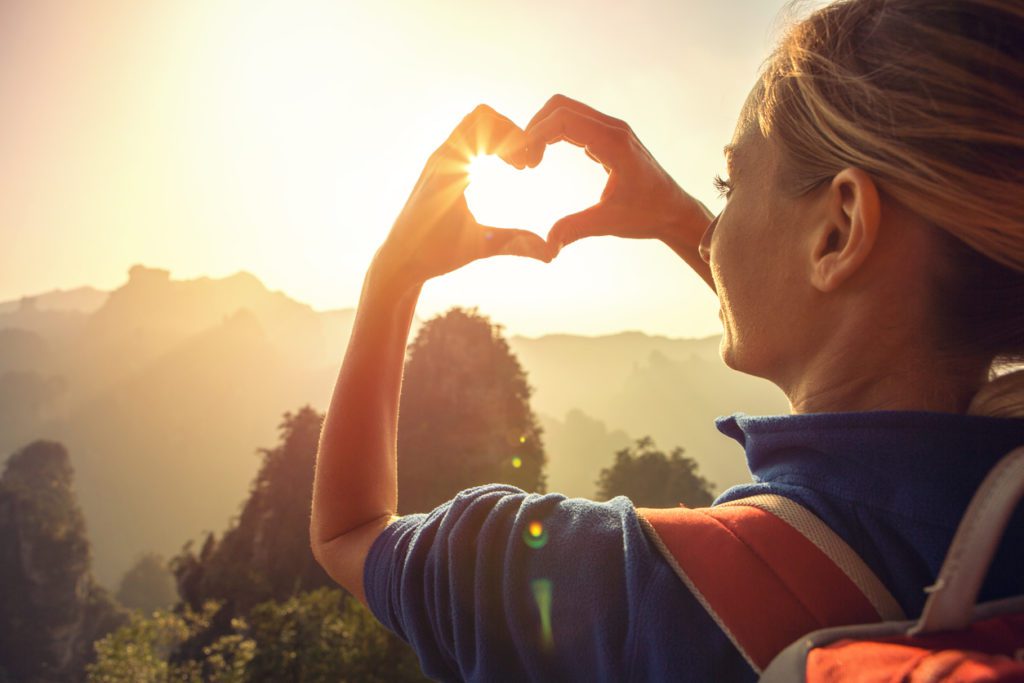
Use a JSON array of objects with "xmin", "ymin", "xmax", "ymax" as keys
[{"xmin": 636, "ymin": 494, "xmax": 905, "ymax": 674}]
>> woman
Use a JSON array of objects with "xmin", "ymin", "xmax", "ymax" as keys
[{"xmin": 311, "ymin": 0, "xmax": 1024, "ymax": 680}]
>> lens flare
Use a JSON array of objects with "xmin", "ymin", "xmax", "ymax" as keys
[
  {"xmin": 512, "ymin": 456, "xmax": 523, "ymax": 469},
  {"xmin": 523, "ymin": 520, "xmax": 548, "ymax": 549},
  {"xmin": 531, "ymin": 578, "xmax": 554, "ymax": 651},
  {"xmin": 519, "ymin": 436, "xmax": 527, "ymax": 443}
]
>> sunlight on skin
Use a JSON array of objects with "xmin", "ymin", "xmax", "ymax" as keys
[{"xmin": 465, "ymin": 142, "xmax": 609, "ymax": 238}]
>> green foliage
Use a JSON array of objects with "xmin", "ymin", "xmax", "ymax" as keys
[
  {"xmin": 172, "ymin": 406, "xmax": 333, "ymax": 616},
  {"xmin": 162, "ymin": 407, "xmax": 428, "ymax": 679},
  {"xmin": 398, "ymin": 306, "xmax": 548, "ymax": 514},
  {"xmin": 595, "ymin": 436, "xmax": 715, "ymax": 508},
  {"xmin": 88, "ymin": 589, "xmax": 427, "ymax": 683},
  {"xmin": 1, "ymin": 439, "xmax": 80, "ymax": 536},
  {"xmin": 117, "ymin": 553, "xmax": 179, "ymax": 615},
  {"xmin": 245, "ymin": 588, "xmax": 426, "ymax": 682},
  {"xmin": 87, "ymin": 601, "xmax": 226, "ymax": 682}
]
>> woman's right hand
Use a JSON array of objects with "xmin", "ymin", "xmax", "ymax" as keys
[{"xmin": 524, "ymin": 95, "xmax": 715, "ymax": 289}]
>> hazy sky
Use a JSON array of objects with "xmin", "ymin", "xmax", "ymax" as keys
[{"xmin": 0, "ymin": 0, "xmax": 808, "ymax": 338}]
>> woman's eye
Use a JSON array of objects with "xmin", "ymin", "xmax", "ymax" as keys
[{"xmin": 713, "ymin": 173, "xmax": 733, "ymax": 199}]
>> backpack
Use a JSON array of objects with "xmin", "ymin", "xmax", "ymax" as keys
[{"xmin": 636, "ymin": 445, "xmax": 1024, "ymax": 681}]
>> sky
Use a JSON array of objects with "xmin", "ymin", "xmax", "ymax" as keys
[{"xmin": 0, "ymin": 0, "xmax": 809, "ymax": 339}]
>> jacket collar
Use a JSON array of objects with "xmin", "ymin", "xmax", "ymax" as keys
[{"xmin": 714, "ymin": 410, "xmax": 1024, "ymax": 528}]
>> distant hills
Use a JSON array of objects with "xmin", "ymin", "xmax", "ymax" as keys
[
  {"xmin": 0, "ymin": 265, "xmax": 787, "ymax": 587},
  {"xmin": 507, "ymin": 330, "xmax": 788, "ymax": 497},
  {"xmin": 0, "ymin": 285, "xmax": 108, "ymax": 315}
]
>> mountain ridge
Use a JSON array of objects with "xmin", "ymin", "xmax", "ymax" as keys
[{"xmin": 0, "ymin": 265, "xmax": 786, "ymax": 587}]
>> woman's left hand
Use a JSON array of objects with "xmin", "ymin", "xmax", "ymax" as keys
[{"xmin": 371, "ymin": 105, "xmax": 557, "ymax": 295}]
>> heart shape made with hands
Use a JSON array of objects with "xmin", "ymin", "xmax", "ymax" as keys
[{"xmin": 465, "ymin": 141, "xmax": 609, "ymax": 240}]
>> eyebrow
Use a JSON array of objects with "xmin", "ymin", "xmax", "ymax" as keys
[{"xmin": 723, "ymin": 144, "xmax": 738, "ymax": 171}]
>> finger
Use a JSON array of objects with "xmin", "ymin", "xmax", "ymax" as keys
[
  {"xmin": 437, "ymin": 104, "xmax": 528, "ymax": 172},
  {"xmin": 546, "ymin": 203, "xmax": 620, "ymax": 249},
  {"xmin": 480, "ymin": 227, "xmax": 558, "ymax": 263},
  {"xmin": 525, "ymin": 94, "xmax": 630, "ymax": 166},
  {"xmin": 526, "ymin": 107, "xmax": 628, "ymax": 171},
  {"xmin": 526, "ymin": 94, "xmax": 630, "ymax": 136},
  {"xmin": 584, "ymin": 146, "xmax": 611, "ymax": 172}
]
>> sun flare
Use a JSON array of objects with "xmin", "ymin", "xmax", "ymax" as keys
[{"xmin": 464, "ymin": 142, "xmax": 608, "ymax": 237}]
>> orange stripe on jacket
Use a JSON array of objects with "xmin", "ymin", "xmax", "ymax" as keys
[{"xmin": 637, "ymin": 503, "xmax": 885, "ymax": 673}]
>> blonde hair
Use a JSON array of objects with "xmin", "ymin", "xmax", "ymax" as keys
[{"xmin": 757, "ymin": 0, "xmax": 1024, "ymax": 417}]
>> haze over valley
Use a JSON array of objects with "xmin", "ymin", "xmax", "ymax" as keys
[{"xmin": 0, "ymin": 265, "xmax": 787, "ymax": 587}]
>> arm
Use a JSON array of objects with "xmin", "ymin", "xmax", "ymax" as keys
[
  {"xmin": 310, "ymin": 105, "xmax": 554, "ymax": 606},
  {"xmin": 660, "ymin": 199, "xmax": 717, "ymax": 293},
  {"xmin": 309, "ymin": 258, "xmax": 420, "ymax": 606},
  {"xmin": 523, "ymin": 94, "xmax": 718, "ymax": 293}
]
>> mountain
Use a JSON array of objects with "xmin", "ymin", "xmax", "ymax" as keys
[
  {"xmin": 0, "ymin": 298, "xmax": 92, "ymax": 350},
  {"xmin": 0, "ymin": 286, "xmax": 109, "ymax": 315},
  {"xmin": 538, "ymin": 408, "xmax": 633, "ymax": 499},
  {"xmin": 506, "ymin": 331, "xmax": 723, "ymax": 420},
  {"xmin": 0, "ymin": 265, "xmax": 404, "ymax": 586},
  {"xmin": 606, "ymin": 349, "xmax": 786, "ymax": 490},
  {"xmin": 509, "ymin": 335, "xmax": 789, "ymax": 497},
  {"xmin": 0, "ymin": 265, "xmax": 787, "ymax": 588},
  {"xmin": 0, "ymin": 327, "xmax": 54, "ymax": 374}
]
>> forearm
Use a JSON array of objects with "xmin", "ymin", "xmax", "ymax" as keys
[
  {"xmin": 660, "ymin": 198, "xmax": 716, "ymax": 292},
  {"xmin": 311, "ymin": 255, "xmax": 421, "ymax": 547}
]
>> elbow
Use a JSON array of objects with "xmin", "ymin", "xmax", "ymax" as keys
[
  {"xmin": 309, "ymin": 517, "xmax": 341, "ymax": 582},
  {"xmin": 310, "ymin": 529, "xmax": 354, "ymax": 595},
  {"xmin": 309, "ymin": 508, "xmax": 328, "ymax": 566},
  {"xmin": 308, "ymin": 513, "xmax": 397, "ymax": 606},
  {"xmin": 309, "ymin": 523, "xmax": 325, "ymax": 568}
]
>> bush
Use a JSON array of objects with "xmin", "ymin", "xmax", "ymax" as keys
[{"xmin": 87, "ymin": 589, "xmax": 427, "ymax": 682}]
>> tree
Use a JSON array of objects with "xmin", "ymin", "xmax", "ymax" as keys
[
  {"xmin": 397, "ymin": 307, "xmax": 547, "ymax": 514},
  {"xmin": 170, "ymin": 406, "xmax": 334, "ymax": 660},
  {"xmin": 166, "ymin": 407, "xmax": 428, "ymax": 679},
  {"xmin": 117, "ymin": 553, "xmax": 179, "ymax": 615},
  {"xmin": 0, "ymin": 441, "xmax": 127, "ymax": 681},
  {"xmin": 595, "ymin": 436, "xmax": 715, "ymax": 508},
  {"xmin": 87, "ymin": 600, "xmax": 227, "ymax": 682},
  {"xmin": 244, "ymin": 588, "xmax": 426, "ymax": 682},
  {"xmin": 87, "ymin": 590, "xmax": 428, "ymax": 683}
]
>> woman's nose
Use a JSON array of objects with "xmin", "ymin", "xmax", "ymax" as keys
[{"xmin": 698, "ymin": 215, "xmax": 718, "ymax": 264}]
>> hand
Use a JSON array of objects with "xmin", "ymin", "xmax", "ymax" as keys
[
  {"xmin": 372, "ymin": 105, "xmax": 558, "ymax": 295},
  {"xmin": 524, "ymin": 95, "xmax": 712, "ymax": 253}
]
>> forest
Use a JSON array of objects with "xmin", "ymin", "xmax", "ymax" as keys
[{"xmin": 0, "ymin": 305, "xmax": 717, "ymax": 682}]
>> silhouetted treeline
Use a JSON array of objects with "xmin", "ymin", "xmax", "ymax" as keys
[
  {"xmin": 0, "ymin": 303, "xmax": 718, "ymax": 681},
  {"xmin": 0, "ymin": 267, "xmax": 787, "ymax": 588}
]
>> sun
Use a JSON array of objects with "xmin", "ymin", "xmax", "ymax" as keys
[{"xmin": 464, "ymin": 142, "xmax": 608, "ymax": 237}]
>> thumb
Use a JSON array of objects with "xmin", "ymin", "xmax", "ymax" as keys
[
  {"xmin": 547, "ymin": 203, "xmax": 616, "ymax": 249},
  {"xmin": 482, "ymin": 228, "xmax": 557, "ymax": 262}
]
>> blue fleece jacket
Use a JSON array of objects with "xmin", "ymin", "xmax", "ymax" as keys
[{"xmin": 364, "ymin": 411, "xmax": 1024, "ymax": 682}]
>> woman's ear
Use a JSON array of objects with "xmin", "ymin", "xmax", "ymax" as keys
[{"xmin": 809, "ymin": 167, "xmax": 882, "ymax": 293}]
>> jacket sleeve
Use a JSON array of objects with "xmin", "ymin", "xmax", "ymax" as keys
[{"xmin": 362, "ymin": 484, "xmax": 756, "ymax": 682}]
